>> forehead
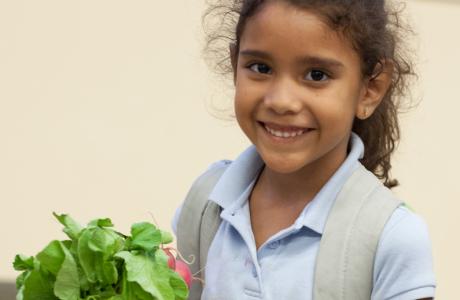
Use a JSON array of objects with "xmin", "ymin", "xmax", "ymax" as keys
[{"xmin": 239, "ymin": 2, "xmax": 359, "ymax": 66}]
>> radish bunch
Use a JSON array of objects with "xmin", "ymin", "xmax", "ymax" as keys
[{"xmin": 13, "ymin": 213, "xmax": 190, "ymax": 300}]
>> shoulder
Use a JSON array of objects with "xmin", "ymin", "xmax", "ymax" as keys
[{"xmin": 372, "ymin": 205, "xmax": 436, "ymax": 300}]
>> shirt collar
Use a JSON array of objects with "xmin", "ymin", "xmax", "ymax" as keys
[
  {"xmin": 208, "ymin": 145, "xmax": 265, "ymax": 209},
  {"xmin": 209, "ymin": 132, "xmax": 365, "ymax": 235}
]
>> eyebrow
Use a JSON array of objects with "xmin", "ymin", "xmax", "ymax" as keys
[{"xmin": 239, "ymin": 49, "xmax": 345, "ymax": 69}]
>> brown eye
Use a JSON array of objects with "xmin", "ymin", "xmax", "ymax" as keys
[
  {"xmin": 249, "ymin": 63, "xmax": 272, "ymax": 74},
  {"xmin": 306, "ymin": 70, "xmax": 329, "ymax": 81}
]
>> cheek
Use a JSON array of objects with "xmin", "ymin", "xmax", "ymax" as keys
[
  {"xmin": 234, "ymin": 91, "xmax": 253, "ymax": 133},
  {"xmin": 234, "ymin": 90, "xmax": 248, "ymax": 115},
  {"xmin": 313, "ymin": 89, "xmax": 359, "ymax": 128},
  {"xmin": 234, "ymin": 78, "xmax": 262, "ymax": 115}
]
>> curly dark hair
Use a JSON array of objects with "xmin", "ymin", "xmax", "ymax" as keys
[{"xmin": 202, "ymin": 0, "xmax": 416, "ymax": 189}]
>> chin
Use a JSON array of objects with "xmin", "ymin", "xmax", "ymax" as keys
[{"xmin": 261, "ymin": 154, "xmax": 311, "ymax": 175}]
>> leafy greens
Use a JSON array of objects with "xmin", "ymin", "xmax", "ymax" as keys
[{"xmin": 13, "ymin": 213, "xmax": 188, "ymax": 300}]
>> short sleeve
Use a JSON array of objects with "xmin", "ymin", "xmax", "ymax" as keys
[
  {"xmin": 170, "ymin": 159, "xmax": 232, "ymax": 236},
  {"xmin": 371, "ymin": 205, "xmax": 436, "ymax": 300}
]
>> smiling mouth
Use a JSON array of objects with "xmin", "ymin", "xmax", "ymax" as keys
[{"xmin": 259, "ymin": 122, "xmax": 314, "ymax": 139}]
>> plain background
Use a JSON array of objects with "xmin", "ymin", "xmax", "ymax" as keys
[{"xmin": 0, "ymin": 0, "xmax": 458, "ymax": 298}]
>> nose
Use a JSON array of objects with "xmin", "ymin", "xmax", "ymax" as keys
[{"xmin": 264, "ymin": 77, "xmax": 303, "ymax": 115}]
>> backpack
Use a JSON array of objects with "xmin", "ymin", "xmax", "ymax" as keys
[{"xmin": 177, "ymin": 162, "xmax": 401, "ymax": 300}]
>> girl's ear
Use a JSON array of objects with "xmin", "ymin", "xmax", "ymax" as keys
[
  {"xmin": 229, "ymin": 43, "xmax": 238, "ymax": 85},
  {"xmin": 356, "ymin": 60, "xmax": 394, "ymax": 120}
]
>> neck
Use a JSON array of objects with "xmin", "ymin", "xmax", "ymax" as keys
[{"xmin": 257, "ymin": 148, "xmax": 347, "ymax": 205}]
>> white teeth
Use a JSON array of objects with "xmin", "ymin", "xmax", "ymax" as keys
[{"xmin": 264, "ymin": 124, "xmax": 306, "ymax": 138}]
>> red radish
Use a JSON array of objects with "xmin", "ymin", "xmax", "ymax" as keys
[
  {"xmin": 175, "ymin": 260, "xmax": 192, "ymax": 288},
  {"xmin": 162, "ymin": 248, "xmax": 176, "ymax": 270}
]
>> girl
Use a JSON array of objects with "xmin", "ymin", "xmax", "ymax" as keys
[{"xmin": 172, "ymin": 0, "xmax": 436, "ymax": 299}]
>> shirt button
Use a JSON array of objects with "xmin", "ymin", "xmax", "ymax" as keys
[{"xmin": 268, "ymin": 240, "xmax": 281, "ymax": 249}]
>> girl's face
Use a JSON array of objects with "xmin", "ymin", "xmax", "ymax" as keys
[{"xmin": 233, "ymin": 2, "xmax": 369, "ymax": 176}]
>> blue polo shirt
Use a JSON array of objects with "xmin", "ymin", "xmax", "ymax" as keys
[{"xmin": 172, "ymin": 133, "xmax": 436, "ymax": 300}]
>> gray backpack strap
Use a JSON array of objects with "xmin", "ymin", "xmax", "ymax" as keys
[
  {"xmin": 176, "ymin": 163, "xmax": 229, "ymax": 300},
  {"xmin": 313, "ymin": 164, "xmax": 402, "ymax": 300}
]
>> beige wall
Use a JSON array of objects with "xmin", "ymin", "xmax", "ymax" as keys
[{"xmin": 1, "ymin": 0, "xmax": 458, "ymax": 298}]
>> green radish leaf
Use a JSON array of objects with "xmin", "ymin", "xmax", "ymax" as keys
[
  {"xmin": 61, "ymin": 240, "xmax": 72, "ymax": 250},
  {"xmin": 77, "ymin": 263, "xmax": 90, "ymax": 292},
  {"xmin": 37, "ymin": 240, "xmax": 65, "ymax": 276},
  {"xmin": 54, "ymin": 242, "xmax": 80, "ymax": 300},
  {"xmin": 22, "ymin": 269, "xmax": 57, "ymax": 300},
  {"xmin": 169, "ymin": 271, "xmax": 189, "ymax": 300},
  {"xmin": 102, "ymin": 260, "xmax": 118, "ymax": 285},
  {"xmin": 13, "ymin": 255, "xmax": 35, "ymax": 271},
  {"xmin": 78, "ymin": 227, "xmax": 122, "ymax": 285},
  {"xmin": 35, "ymin": 240, "xmax": 80, "ymax": 300},
  {"xmin": 88, "ymin": 218, "xmax": 114, "ymax": 228},
  {"xmin": 122, "ymin": 280, "xmax": 155, "ymax": 300},
  {"xmin": 116, "ymin": 251, "xmax": 174, "ymax": 300},
  {"xmin": 107, "ymin": 296, "xmax": 124, "ymax": 300},
  {"xmin": 53, "ymin": 212, "xmax": 83, "ymax": 240},
  {"xmin": 160, "ymin": 230, "xmax": 174, "ymax": 244},
  {"xmin": 78, "ymin": 228, "xmax": 100, "ymax": 283},
  {"xmin": 16, "ymin": 284, "xmax": 25, "ymax": 300},
  {"xmin": 132, "ymin": 282, "xmax": 156, "ymax": 300},
  {"xmin": 87, "ymin": 227, "xmax": 124, "ymax": 260},
  {"xmin": 155, "ymin": 248, "xmax": 169, "ymax": 267},
  {"xmin": 130, "ymin": 222, "xmax": 162, "ymax": 251},
  {"xmin": 16, "ymin": 271, "xmax": 29, "ymax": 290}
]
